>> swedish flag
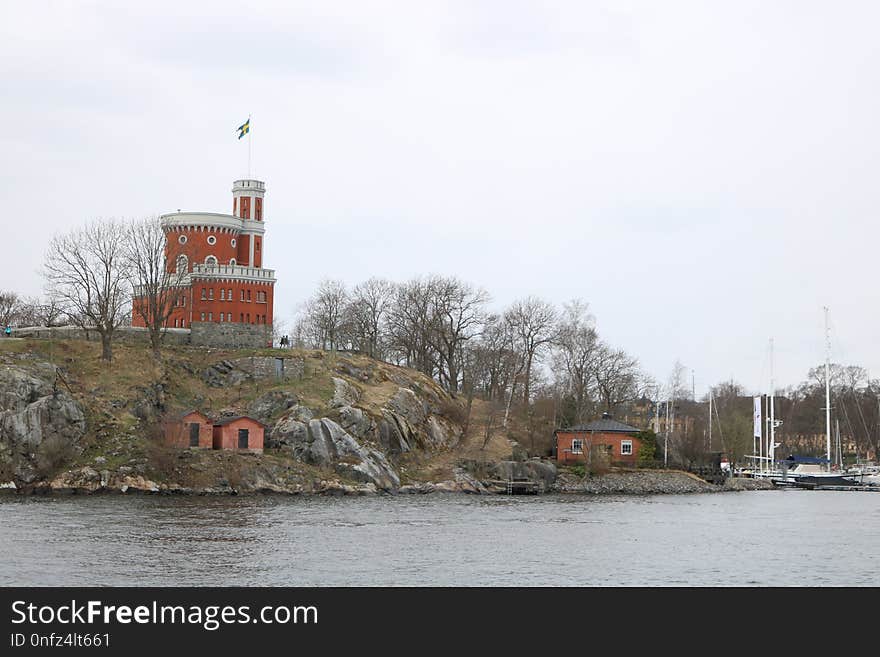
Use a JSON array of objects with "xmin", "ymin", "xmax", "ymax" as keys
[{"xmin": 237, "ymin": 118, "xmax": 250, "ymax": 140}]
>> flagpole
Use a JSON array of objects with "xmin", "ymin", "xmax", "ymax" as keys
[{"xmin": 248, "ymin": 114, "xmax": 252, "ymax": 178}]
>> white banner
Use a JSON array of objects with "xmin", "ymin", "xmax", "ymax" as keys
[{"xmin": 753, "ymin": 396, "xmax": 762, "ymax": 440}]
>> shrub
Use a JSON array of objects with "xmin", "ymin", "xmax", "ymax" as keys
[{"xmin": 35, "ymin": 436, "xmax": 77, "ymax": 477}]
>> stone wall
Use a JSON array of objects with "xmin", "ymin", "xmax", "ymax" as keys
[
  {"xmin": 11, "ymin": 323, "xmax": 272, "ymax": 349},
  {"xmin": 189, "ymin": 321, "xmax": 273, "ymax": 348},
  {"xmin": 11, "ymin": 326, "xmax": 191, "ymax": 345}
]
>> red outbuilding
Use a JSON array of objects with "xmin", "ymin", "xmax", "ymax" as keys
[
  {"xmin": 211, "ymin": 416, "xmax": 266, "ymax": 453},
  {"xmin": 164, "ymin": 410, "xmax": 214, "ymax": 449},
  {"xmin": 554, "ymin": 414, "xmax": 643, "ymax": 466}
]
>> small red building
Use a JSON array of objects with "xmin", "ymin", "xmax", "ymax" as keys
[
  {"xmin": 555, "ymin": 415, "xmax": 642, "ymax": 467},
  {"xmin": 164, "ymin": 410, "xmax": 214, "ymax": 449},
  {"xmin": 211, "ymin": 416, "xmax": 266, "ymax": 453}
]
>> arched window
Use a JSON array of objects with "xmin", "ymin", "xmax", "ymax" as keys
[
  {"xmin": 205, "ymin": 255, "xmax": 218, "ymax": 267},
  {"xmin": 176, "ymin": 255, "xmax": 188, "ymax": 273},
  {"xmin": 229, "ymin": 258, "xmax": 237, "ymax": 266}
]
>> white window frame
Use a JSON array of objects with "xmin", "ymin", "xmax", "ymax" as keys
[
  {"xmin": 571, "ymin": 439, "xmax": 583, "ymax": 455},
  {"xmin": 205, "ymin": 255, "xmax": 218, "ymax": 266},
  {"xmin": 178, "ymin": 234, "xmax": 187, "ymax": 244},
  {"xmin": 621, "ymin": 440, "xmax": 633, "ymax": 455},
  {"xmin": 231, "ymin": 238, "xmax": 237, "ymax": 247},
  {"xmin": 207, "ymin": 235, "xmax": 217, "ymax": 245}
]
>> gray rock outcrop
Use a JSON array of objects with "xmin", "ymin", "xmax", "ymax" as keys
[
  {"xmin": 489, "ymin": 460, "xmax": 558, "ymax": 491},
  {"xmin": 248, "ymin": 390, "xmax": 298, "ymax": 422},
  {"xmin": 290, "ymin": 418, "xmax": 399, "ymax": 491},
  {"xmin": 0, "ymin": 365, "xmax": 86, "ymax": 483},
  {"xmin": 202, "ymin": 360, "xmax": 251, "ymax": 388},
  {"xmin": 329, "ymin": 377, "xmax": 361, "ymax": 408}
]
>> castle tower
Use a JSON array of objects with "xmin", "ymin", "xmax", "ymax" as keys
[
  {"xmin": 232, "ymin": 179, "xmax": 265, "ymax": 267},
  {"xmin": 131, "ymin": 178, "xmax": 276, "ymax": 337}
]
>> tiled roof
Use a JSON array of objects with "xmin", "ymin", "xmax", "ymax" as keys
[
  {"xmin": 213, "ymin": 415, "xmax": 268, "ymax": 428},
  {"xmin": 560, "ymin": 418, "xmax": 640, "ymax": 434}
]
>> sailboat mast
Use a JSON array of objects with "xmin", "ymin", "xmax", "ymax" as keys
[
  {"xmin": 708, "ymin": 392, "xmax": 713, "ymax": 451},
  {"xmin": 770, "ymin": 338, "xmax": 775, "ymax": 470},
  {"xmin": 824, "ymin": 307, "xmax": 832, "ymax": 472}
]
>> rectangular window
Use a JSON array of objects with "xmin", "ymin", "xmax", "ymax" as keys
[
  {"xmin": 208, "ymin": 312, "xmax": 213, "ymax": 321},
  {"xmin": 256, "ymin": 240, "xmax": 260, "ymax": 251},
  {"xmin": 571, "ymin": 439, "xmax": 583, "ymax": 455},
  {"xmin": 621, "ymin": 440, "xmax": 633, "ymax": 456},
  {"xmin": 181, "ymin": 319, "xmax": 185, "ymax": 327},
  {"xmin": 208, "ymin": 288, "xmax": 214, "ymax": 300},
  {"xmin": 255, "ymin": 198, "xmax": 262, "ymax": 221},
  {"xmin": 174, "ymin": 319, "xmax": 178, "ymax": 328},
  {"xmin": 220, "ymin": 289, "xmax": 225, "ymax": 301},
  {"xmin": 240, "ymin": 290, "xmax": 245, "ymax": 301},
  {"xmin": 219, "ymin": 313, "xmax": 224, "ymax": 322},
  {"xmin": 228, "ymin": 288, "xmax": 232, "ymax": 300},
  {"xmin": 246, "ymin": 313, "xmax": 251, "ymax": 323},
  {"xmin": 247, "ymin": 290, "xmax": 251, "ymax": 302},
  {"xmin": 238, "ymin": 428, "xmax": 249, "ymax": 449},
  {"xmin": 200, "ymin": 313, "xmax": 206, "ymax": 321},
  {"xmin": 240, "ymin": 313, "xmax": 244, "ymax": 322},
  {"xmin": 201, "ymin": 288, "xmax": 206, "ymax": 300}
]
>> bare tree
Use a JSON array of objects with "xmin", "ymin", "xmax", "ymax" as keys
[
  {"xmin": 0, "ymin": 291, "xmax": 19, "ymax": 327},
  {"xmin": 43, "ymin": 220, "xmax": 131, "ymax": 361},
  {"xmin": 345, "ymin": 277, "xmax": 395, "ymax": 358},
  {"xmin": 301, "ymin": 279, "xmax": 349, "ymax": 351},
  {"xmin": 667, "ymin": 359, "xmax": 690, "ymax": 401},
  {"xmin": 387, "ymin": 278, "xmax": 437, "ymax": 376},
  {"xmin": 426, "ymin": 276, "xmax": 490, "ymax": 392},
  {"xmin": 593, "ymin": 343, "xmax": 640, "ymax": 412},
  {"xmin": 127, "ymin": 217, "xmax": 187, "ymax": 358},
  {"xmin": 553, "ymin": 299, "xmax": 600, "ymax": 424},
  {"xmin": 504, "ymin": 297, "xmax": 558, "ymax": 404}
]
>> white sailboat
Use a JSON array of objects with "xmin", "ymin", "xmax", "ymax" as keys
[
  {"xmin": 772, "ymin": 308, "xmax": 861, "ymax": 487},
  {"xmin": 740, "ymin": 311, "xmax": 861, "ymax": 487}
]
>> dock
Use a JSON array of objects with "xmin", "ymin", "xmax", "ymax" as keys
[
  {"xmin": 486, "ymin": 478, "xmax": 540, "ymax": 495},
  {"xmin": 795, "ymin": 483, "xmax": 880, "ymax": 492}
]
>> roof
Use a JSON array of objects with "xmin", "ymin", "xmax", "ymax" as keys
[
  {"xmin": 172, "ymin": 409, "xmax": 211, "ymax": 421},
  {"xmin": 558, "ymin": 418, "xmax": 641, "ymax": 434},
  {"xmin": 213, "ymin": 415, "xmax": 269, "ymax": 428}
]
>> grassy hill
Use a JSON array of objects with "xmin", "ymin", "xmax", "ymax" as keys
[{"xmin": 0, "ymin": 337, "xmax": 519, "ymax": 493}]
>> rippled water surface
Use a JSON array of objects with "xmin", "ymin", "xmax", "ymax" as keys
[{"xmin": 2, "ymin": 491, "xmax": 879, "ymax": 586}]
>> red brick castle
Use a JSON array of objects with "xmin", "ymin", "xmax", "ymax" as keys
[{"xmin": 132, "ymin": 178, "xmax": 276, "ymax": 331}]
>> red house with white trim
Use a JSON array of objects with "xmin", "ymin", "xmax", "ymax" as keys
[{"xmin": 554, "ymin": 414, "xmax": 643, "ymax": 467}]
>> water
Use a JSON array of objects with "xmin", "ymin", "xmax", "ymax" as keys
[{"xmin": 1, "ymin": 491, "xmax": 879, "ymax": 586}]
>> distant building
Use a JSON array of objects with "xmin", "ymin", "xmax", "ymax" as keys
[
  {"xmin": 211, "ymin": 416, "xmax": 266, "ymax": 453},
  {"xmin": 554, "ymin": 414, "xmax": 642, "ymax": 467},
  {"xmin": 164, "ymin": 412, "xmax": 266, "ymax": 453},
  {"xmin": 164, "ymin": 410, "xmax": 213, "ymax": 449},
  {"xmin": 132, "ymin": 178, "xmax": 276, "ymax": 332}
]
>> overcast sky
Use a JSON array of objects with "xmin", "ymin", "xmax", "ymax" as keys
[{"xmin": 2, "ymin": 1, "xmax": 878, "ymax": 396}]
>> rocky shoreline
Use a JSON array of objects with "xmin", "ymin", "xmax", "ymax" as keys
[
  {"xmin": 1, "ymin": 345, "xmax": 777, "ymax": 501},
  {"xmin": 0, "ymin": 466, "xmax": 776, "ymax": 497}
]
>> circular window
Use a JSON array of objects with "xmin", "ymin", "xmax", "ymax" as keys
[
  {"xmin": 178, "ymin": 234, "xmax": 187, "ymax": 244},
  {"xmin": 230, "ymin": 238, "xmax": 237, "ymax": 247},
  {"xmin": 205, "ymin": 256, "xmax": 218, "ymax": 266},
  {"xmin": 207, "ymin": 235, "xmax": 216, "ymax": 245}
]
